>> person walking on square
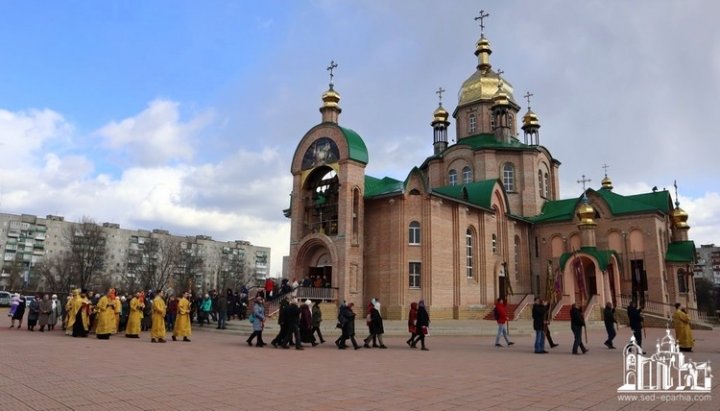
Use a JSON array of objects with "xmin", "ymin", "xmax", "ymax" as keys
[
  {"xmin": 281, "ymin": 299, "xmax": 302, "ymax": 350},
  {"xmin": 413, "ymin": 300, "xmax": 430, "ymax": 351},
  {"xmin": 27, "ymin": 294, "xmax": 40, "ymax": 331},
  {"xmin": 125, "ymin": 291, "xmax": 144, "ymax": 339},
  {"xmin": 216, "ymin": 292, "xmax": 228, "ymax": 330},
  {"xmin": 199, "ymin": 294, "xmax": 212, "ymax": 327},
  {"xmin": 672, "ymin": 303, "xmax": 694, "ymax": 352},
  {"xmin": 406, "ymin": 302, "xmax": 418, "ymax": 348},
  {"xmin": 300, "ymin": 300, "xmax": 316, "ymax": 346},
  {"xmin": 246, "ymin": 296, "xmax": 266, "ymax": 347},
  {"xmin": 48, "ymin": 294, "xmax": 61, "ymax": 331},
  {"xmin": 364, "ymin": 298, "xmax": 386, "ymax": 348},
  {"xmin": 627, "ymin": 301, "xmax": 644, "ymax": 351},
  {"xmin": 337, "ymin": 302, "xmax": 361, "ymax": 350},
  {"xmin": 151, "ymin": 290, "xmax": 167, "ymax": 343},
  {"xmin": 532, "ymin": 298, "xmax": 548, "ymax": 354},
  {"xmin": 570, "ymin": 302, "xmax": 588, "ymax": 354},
  {"xmin": 603, "ymin": 302, "xmax": 617, "ymax": 349},
  {"xmin": 165, "ymin": 295, "xmax": 177, "ymax": 332},
  {"xmin": 173, "ymin": 292, "xmax": 192, "ymax": 342},
  {"xmin": 38, "ymin": 293, "xmax": 52, "ymax": 332},
  {"xmin": 494, "ymin": 298, "xmax": 514, "ymax": 347},
  {"xmin": 271, "ymin": 298, "xmax": 290, "ymax": 348},
  {"xmin": 311, "ymin": 300, "xmax": 325, "ymax": 344},
  {"xmin": 94, "ymin": 288, "xmax": 116, "ymax": 340}
]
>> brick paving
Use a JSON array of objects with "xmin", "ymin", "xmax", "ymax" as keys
[{"xmin": 0, "ymin": 317, "xmax": 718, "ymax": 411}]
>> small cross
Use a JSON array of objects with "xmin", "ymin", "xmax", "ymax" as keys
[
  {"xmin": 474, "ymin": 9, "xmax": 490, "ymax": 35},
  {"xmin": 496, "ymin": 69, "xmax": 504, "ymax": 89},
  {"xmin": 327, "ymin": 60, "xmax": 338, "ymax": 84},
  {"xmin": 577, "ymin": 174, "xmax": 591, "ymax": 191},
  {"xmin": 674, "ymin": 180, "xmax": 680, "ymax": 207},
  {"xmin": 602, "ymin": 163, "xmax": 610, "ymax": 178},
  {"xmin": 523, "ymin": 91, "xmax": 534, "ymax": 109},
  {"xmin": 436, "ymin": 87, "xmax": 446, "ymax": 106}
]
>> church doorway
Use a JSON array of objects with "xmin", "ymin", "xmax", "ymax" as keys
[
  {"xmin": 308, "ymin": 265, "xmax": 332, "ymax": 288},
  {"xmin": 572, "ymin": 256, "xmax": 597, "ymax": 306}
]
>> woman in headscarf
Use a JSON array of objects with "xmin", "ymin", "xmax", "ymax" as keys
[
  {"xmin": 414, "ymin": 300, "xmax": 430, "ymax": 351},
  {"xmin": 48, "ymin": 294, "xmax": 62, "ymax": 331},
  {"xmin": 38, "ymin": 293, "xmax": 52, "ymax": 332},
  {"xmin": 299, "ymin": 299, "xmax": 317, "ymax": 346},
  {"xmin": 246, "ymin": 296, "xmax": 266, "ymax": 347},
  {"xmin": 27, "ymin": 294, "xmax": 40, "ymax": 331},
  {"xmin": 406, "ymin": 302, "xmax": 418, "ymax": 348},
  {"xmin": 10, "ymin": 294, "xmax": 25, "ymax": 329}
]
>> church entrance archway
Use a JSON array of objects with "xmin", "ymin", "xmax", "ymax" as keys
[
  {"xmin": 294, "ymin": 236, "xmax": 338, "ymax": 299},
  {"xmin": 571, "ymin": 256, "xmax": 597, "ymax": 306}
]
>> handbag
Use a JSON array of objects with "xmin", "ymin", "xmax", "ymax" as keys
[{"xmin": 422, "ymin": 325, "xmax": 429, "ymax": 335}]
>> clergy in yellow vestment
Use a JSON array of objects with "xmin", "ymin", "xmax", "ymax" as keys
[
  {"xmin": 112, "ymin": 296, "xmax": 122, "ymax": 334},
  {"xmin": 151, "ymin": 290, "xmax": 167, "ymax": 343},
  {"xmin": 672, "ymin": 304, "xmax": 694, "ymax": 352},
  {"xmin": 68, "ymin": 289, "xmax": 90, "ymax": 337},
  {"xmin": 95, "ymin": 288, "xmax": 116, "ymax": 339},
  {"xmin": 125, "ymin": 291, "xmax": 144, "ymax": 338},
  {"xmin": 172, "ymin": 292, "xmax": 192, "ymax": 341}
]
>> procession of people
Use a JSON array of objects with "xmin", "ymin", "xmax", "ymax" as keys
[{"xmin": 4, "ymin": 286, "xmax": 697, "ymax": 355}]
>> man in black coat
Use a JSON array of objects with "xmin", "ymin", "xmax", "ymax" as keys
[
  {"xmin": 570, "ymin": 303, "xmax": 588, "ymax": 355},
  {"xmin": 603, "ymin": 302, "xmax": 617, "ymax": 349},
  {"xmin": 627, "ymin": 301, "xmax": 644, "ymax": 351},
  {"xmin": 532, "ymin": 298, "xmax": 548, "ymax": 353},
  {"xmin": 282, "ymin": 299, "xmax": 303, "ymax": 350}
]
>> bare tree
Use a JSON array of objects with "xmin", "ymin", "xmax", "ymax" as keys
[
  {"xmin": 65, "ymin": 217, "xmax": 108, "ymax": 291},
  {"xmin": 125, "ymin": 235, "xmax": 182, "ymax": 292},
  {"xmin": 34, "ymin": 252, "xmax": 75, "ymax": 293},
  {"xmin": 172, "ymin": 242, "xmax": 204, "ymax": 295},
  {"xmin": 217, "ymin": 249, "xmax": 247, "ymax": 292}
]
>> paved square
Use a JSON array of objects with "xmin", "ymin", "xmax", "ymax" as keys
[{"xmin": 0, "ymin": 317, "xmax": 717, "ymax": 410}]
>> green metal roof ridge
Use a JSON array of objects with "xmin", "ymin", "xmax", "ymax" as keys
[
  {"xmin": 339, "ymin": 126, "xmax": 369, "ymax": 164},
  {"xmin": 666, "ymin": 240, "xmax": 696, "ymax": 263},
  {"xmin": 432, "ymin": 179, "xmax": 502, "ymax": 211},
  {"xmin": 364, "ymin": 175, "xmax": 403, "ymax": 198}
]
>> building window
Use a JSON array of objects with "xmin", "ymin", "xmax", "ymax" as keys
[
  {"xmin": 492, "ymin": 234, "xmax": 497, "ymax": 254},
  {"xmin": 449, "ymin": 169, "xmax": 457, "ymax": 186},
  {"xmin": 538, "ymin": 170, "xmax": 544, "ymax": 197},
  {"xmin": 409, "ymin": 262, "xmax": 421, "ymax": 288},
  {"xmin": 677, "ymin": 270, "xmax": 687, "ymax": 293},
  {"xmin": 466, "ymin": 229, "xmax": 474, "ymax": 278},
  {"xmin": 503, "ymin": 163, "xmax": 515, "ymax": 192},
  {"xmin": 409, "ymin": 221, "xmax": 421, "ymax": 245},
  {"xmin": 544, "ymin": 172, "xmax": 550, "ymax": 197},
  {"xmin": 469, "ymin": 114, "xmax": 477, "ymax": 134},
  {"xmin": 462, "ymin": 166, "xmax": 472, "ymax": 184}
]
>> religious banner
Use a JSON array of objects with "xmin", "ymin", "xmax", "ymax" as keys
[{"xmin": 573, "ymin": 254, "xmax": 586, "ymax": 304}]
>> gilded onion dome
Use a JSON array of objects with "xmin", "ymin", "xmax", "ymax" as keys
[
  {"xmin": 321, "ymin": 84, "xmax": 341, "ymax": 111},
  {"xmin": 522, "ymin": 109, "xmax": 540, "ymax": 128},
  {"xmin": 432, "ymin": 104, "xmax": 449, "ymax": 124},
  {"xmin": 457, "ymin": 36, "xmax": 516, "ymax": 107},
  {"xmin": 601, "ymin": 176, "xmax": 614, "ymax": 190},
  {"xmin": 492, "ymin": 82, "xmax": 511, "ymax": 108},
  {"xmin": 671, "ymin": 206, "xmax": 689, "ymax": 229},
  {"xmin": 577, "ymin": 196, "xmax": 597, "ymax": 226}
]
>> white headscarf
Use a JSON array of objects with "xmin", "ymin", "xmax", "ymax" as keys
[{"xmin": 51, "ymin": 294, "xmax": 58, "ymax": 310}]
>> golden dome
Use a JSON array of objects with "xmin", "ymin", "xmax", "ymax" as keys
[
  {"xmin": 321, "ymin": 85, "xmax": 341, "ymax": 110},
  {"xmin": 458, "ymin": 70, "xmax": 515, "ymax": 107},
  {"xmin": 492, "ymin": 84, "xmax": 511, "ymax": 108},
  {"xmin": 671, "ymin": 207, "xmax": 689, "ymax": 229},
  {"xmin": 577, "ymin": 201, "xmax": 596, "ymax": 226},
  {"xmin": 522, "ymin": 109, "xmax": 540, "ymax": 127},
  {"xmin": 432, "ymin": 105, "xmax": 449, "ymax": 123},
  {"xmin": 601, "ymin": 176, "xmax": 613, "ymax": 190}
]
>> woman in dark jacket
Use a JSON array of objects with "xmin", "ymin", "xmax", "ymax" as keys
[
  {"xmin": 414, "ymin": 300, "xmax": 430, "ymax": 350},
  {"xmin": 337, "ymin": 303, "xmax": 360, "ymax": 350},
  {"xmin": 11, "ymin": 296, "xmax": 26, "ymax": 329},
  {"xmin": 406, "ymin": 302, "xmax": 418, "ymax": 347},
  {"xmin": 299, "ymin": 301, "xmax": 316, "ymax": 346},
  {"xmin": 27, "ymin": 295, "xmax": 40, "ymax": 331}
]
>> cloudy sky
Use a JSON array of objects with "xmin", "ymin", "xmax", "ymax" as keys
[{"xmin": 1, "ymin": 1, "xmax": 718, "ymax": 276}]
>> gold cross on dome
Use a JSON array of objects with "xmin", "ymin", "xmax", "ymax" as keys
[
  {"xmin": 577, "ymin": 174, "xmax": 592, "ymax": 191},
  {"xmin": 436, "ymin": 87, "xmax": 446, "ymax": 106},
  {"xmin": 327, "ymin": 60, "xmax": 338, "ymax": 84},
  {"xmin": 602, "ymin": 163, "xmax": 610, "ymax": 178},
  {"xmin": 474, "ymin": 9, "xmax": 490, "ymax": 35}
]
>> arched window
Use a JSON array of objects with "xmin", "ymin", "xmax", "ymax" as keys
[
  {"xmin": 538, "ymin": 170, "xmax": 544, "ymax": 197},
  {"xmin": 677, "ymin": 270, "xmax": 687, "ymax": 293},
  {"xmin": 462, "ymin": 166, "xmax": 472, "ymax": 184},
  {"xmin": 449, "ymin": 169, "xmax": 457, "ymax": 186},
  {"xmin": 492, "ymin": 234, "xmax": 497, "ymax": 254},
  {"xmin": 466, "ymin": 228, "xmax": 474, "ymax": 278},
  {"xmin": 503, "ymin": 163, "xmax": 515, "ymax": 192},
  {"xmin": 544, "ymin": 172, "xmax": 550, "ymax": 197},
  {"xmin": 468, "ymin": 114, "xmax": 477, "ymax": 134},
  {"xmin": 409, "ymin": 221, "xmax": 421, "ymax": 245}
]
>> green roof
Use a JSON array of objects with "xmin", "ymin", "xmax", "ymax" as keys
[
  {"xmin": 666, "ymin": 241, "xmax": 696, "ymax": 263},
  {"xmin": 455, "ymin": 133, "xmax": 532, "ymax": 151},
  {"xmin": 339, "ymin": 126, "xmax": 369, "ymax": 165},
  {"xmin": 432, "ymin": 179, "xmax": 499, "ymax": 210},
  {"xmin": 559, "ymin": 247, "xmax": 618, "ymax": 271},
  {"xmin": 364, "ymin": 175, "xmax": 403, "ymax": 198},
  {"xmin": 530, "ymin": 189, "xmax": 672, "ymax": 223}
]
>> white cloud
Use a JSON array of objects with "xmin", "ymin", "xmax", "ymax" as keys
[
  {"xmin": 0, "ymin": 108, "xmax": 72, "ymax": 168},
  {"xmin": 96, "ymin": 99, "xmax": 214, "ymax": 167}
]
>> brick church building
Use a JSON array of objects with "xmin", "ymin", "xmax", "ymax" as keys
[{"xmin": 285, "ymin": 21, "xmax": 697, "ymax": 321}]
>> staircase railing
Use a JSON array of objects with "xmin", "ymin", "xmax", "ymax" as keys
[{"xmin": 618, "ymin": 294, "xmax": 715, "ymax": 323}]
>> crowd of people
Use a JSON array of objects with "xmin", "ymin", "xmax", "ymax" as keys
[{"xmin": 6, "ymin": 287, "xmax": 696, "ymax": 354}]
